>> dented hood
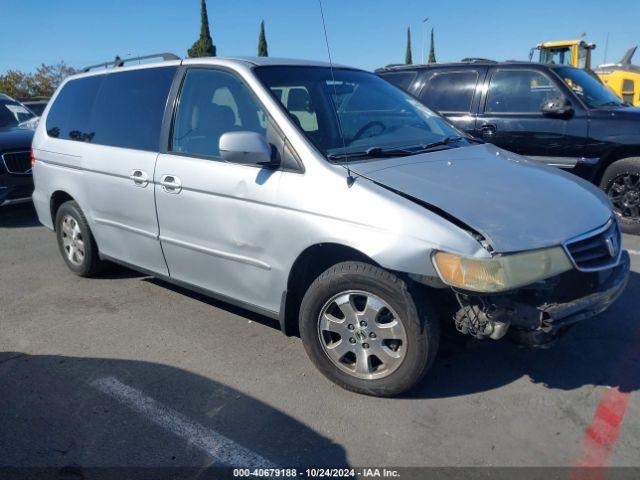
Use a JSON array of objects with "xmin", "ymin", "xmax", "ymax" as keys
[{"xmin": 349, "ymin": 144, "xmax": 612, "ymax": 253}]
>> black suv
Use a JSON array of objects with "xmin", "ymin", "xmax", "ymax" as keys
[
  {"xmin": 0, "ymin": 95, "xmax": 35, "ymax": 205},
  {"xmin": 377, "ymin": 61, "xmax": 640, "ymax": 233}
]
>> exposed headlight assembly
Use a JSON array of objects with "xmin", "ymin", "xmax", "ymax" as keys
[{"xmin": 432, "ymin": 247, "xmax": 573, "ymax": 293}]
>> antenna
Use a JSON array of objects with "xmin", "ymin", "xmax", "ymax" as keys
[{"xmin": 317, "ymin": 0, "xmax": 354, "ymax": 186}]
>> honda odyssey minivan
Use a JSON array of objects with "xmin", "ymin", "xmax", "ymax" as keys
[{"xmin": 32, "ymin": 55, "xmax": 629, "ymax": 396}]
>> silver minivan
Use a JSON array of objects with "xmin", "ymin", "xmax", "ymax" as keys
[{"xmin": 32, "ymin": 55, "xmax": 630, "ymax": 396}]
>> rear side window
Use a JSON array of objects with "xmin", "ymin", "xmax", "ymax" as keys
[
  {"xmin": 420, "ymin": 71, "xmax": 479, "ymax": 113},
  {"xmin": 379, "ymin": 71, "xmax": 417, "ymax": 91},
  {"xmin": 46, "ymin": 76, "xmax": 102, "ymax": 140},
  {"xmin": 90, "ymin": 67, "xmax": 176, "ymax": 151},
  {"xmin": 46, "ymin": 67, "xmax": 176, "ymax": 151}
]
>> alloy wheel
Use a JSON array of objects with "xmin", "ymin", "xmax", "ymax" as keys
[
  {"xmin": 317, "ymin": 290, "xmax": 407, "ymax": 380},
  {"xmin": 60, "ymin": 214, "xmax": 85, "ymax": 266},
  {"xmin": 608, "ymin": 172, "xmax": 640, "ymax": 222}
]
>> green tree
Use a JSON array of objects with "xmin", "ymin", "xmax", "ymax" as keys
[
  {"xmin": 0, "ymin": 61, "xmax": 76, "ymax": 99},
  {"xmin": 188, "ymin": 0, "xmax": 216, "ymax": 58},
  {"xmin": 258, "ymin": 20, "xmax": 268, "ymax": 57},
  {"xmin": 428, "ymin": 28, "xmax": 436, "ymax": 63},
  {"xmin": 405, "ymin": 27, "xmax": 412, "ymax": 65},
  {"xmin": 0, "ymin": 71, "xmax": 32, "ymax": 99}
]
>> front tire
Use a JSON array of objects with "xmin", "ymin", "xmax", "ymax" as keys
[
  {"xmin": 600, "ymin": 157, "xmax": 640, "ymax": 234},
  {"xmin": 55, "ymin": 200, "xmax": 105, "ymax": 277},
  {"xmin": 299, "ymin": 261, "xmax": 439, "ymax": 397}
]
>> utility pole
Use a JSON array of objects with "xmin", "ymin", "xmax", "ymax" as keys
[{"xmin": 421, "ymin": 17, "xmax": 429, "ymax": 64}]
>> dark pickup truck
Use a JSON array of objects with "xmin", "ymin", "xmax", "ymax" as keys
[{"xmin": 377, "ymin": 61, "xmax": 640, "ymax": 233}]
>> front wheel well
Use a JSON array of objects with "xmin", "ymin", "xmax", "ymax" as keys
[
  {"xmin": 281, "ymin": 243, "xmax": 376, "ymax": 337},
  {"xmin": 595, "ymin": 148, "xmax": 640, "ymax": 185},
  {"xmin": 50, "ymin": 191, "xmax": 75, "ymax": 229}
]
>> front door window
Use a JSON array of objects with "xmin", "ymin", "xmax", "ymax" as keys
[
  {"xmin": 172, "ymin": 69, "xmax": 268, "ymax": 159},
  {"xmin": 485, "ymin": 70, "xmax": 562, "ymax": 113}
]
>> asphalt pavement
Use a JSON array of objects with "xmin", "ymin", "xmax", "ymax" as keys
[{"xmin": 1, "ymin": 202, "xmax": 639, "ymax": 472}]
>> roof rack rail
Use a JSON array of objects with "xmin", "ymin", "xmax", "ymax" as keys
[
  {"xmin": 460, "ymin": 57, "xmax": 497, "ymax": 63},
  {"xmin": 82, "ymin": 53, "xmax": 180, "ymax": 73}
]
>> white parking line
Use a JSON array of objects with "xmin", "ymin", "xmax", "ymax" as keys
[
  {"xmin": 628, "ymin": 250, "xmax": 640, "ymax": 256},
  {"xmin": 91, "ymin": 376, "xmax": 275, "ymax": 468}
]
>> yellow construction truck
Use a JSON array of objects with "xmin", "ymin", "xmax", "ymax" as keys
[
  {"xmin": 531, "ymin": 39, "xmax": 596, "ymax": 69},
  {"xmin": 531, "ymin": 40, "xmax": 640, "ymax": 106}
]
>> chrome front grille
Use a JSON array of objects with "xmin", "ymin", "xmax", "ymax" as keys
[
  {"xmin": 2, "ymin": 151, "xmax": 31, "ymax": 174},
  {"xmin": 564, "ymin": 219, "xmax": 621, "ymax": 272}
]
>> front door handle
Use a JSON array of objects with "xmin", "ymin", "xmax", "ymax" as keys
[
  {"xmin": 129, "ymin": 169, "xmax": 149, "ymax": 187},
  {"xmin": 160, "ymin": 174, "xmax": 182, "ymax": 194},
  {"xmin": 479, "ymin": 124, "xmax": 497, "ymax": 138}
]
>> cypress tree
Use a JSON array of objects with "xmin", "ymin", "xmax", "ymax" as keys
[
  {"xmin": 428, "ymin": 28, "xmax": 436, "ymax": 63},
  {"xmin": 405, "ymin": 27, "xmax": 412, "ymax": 65},
  {"xmin": 188, "ymin": 0, "xmax": 216, "ymax": 58},
  {"xmin": 258, "ymin": 20, "xmax": 268, "ymax": 57}
]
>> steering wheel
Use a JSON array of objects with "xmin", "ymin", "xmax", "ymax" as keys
[{"xmin": 352, "ymin": 121, "xmax": 385, "ymax": 142}]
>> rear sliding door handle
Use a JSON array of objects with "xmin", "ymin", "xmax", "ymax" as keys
[
  {"xmin": 129, "ymin": 169, "xmax": 149, "ymax": 187},
  {"xmin": 160, "ymin": 174, "xmax": 182, "ymax": 194}
]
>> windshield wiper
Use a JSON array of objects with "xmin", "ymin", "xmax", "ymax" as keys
[
  {"xmin": 406, "ymin": 136, "xmax": 467, "ymax": 153},
  {"xmin": 327, "ymin": 146, "xmax": 414, "ymax": 161},
  {"xmin": 326, "ymin": 137, "xmax": 467, "ymax": 162},
  {"xmin": 422, "ymin": 136, "xmax": 462, "ymax": 149}
]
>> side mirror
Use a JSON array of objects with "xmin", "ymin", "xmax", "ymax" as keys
[
  {"xmin": 219, "ymin": 131, "xmax": 276, "ymax": 166},
  {"xmin": 540, "ymin": 96, "xmax": 574, "ymax": 118}
]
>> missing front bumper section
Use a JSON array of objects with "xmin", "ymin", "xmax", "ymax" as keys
[{"xmin": 451, "ymin": 251, "xmax": 630, "ymax": 347}]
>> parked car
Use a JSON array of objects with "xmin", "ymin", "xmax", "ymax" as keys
[
  {"xmin": 0, "ymin": 95, "xmax": 36, "ymax": 205},
  {"xmin": 32, "ymin": 55, "xmax": 629, "ymax": 396},
  {"xmin": 21, "ymin": 97, "xmax": 50, "ymax": 117},
  {"xmin": 377, "ymin": 61, "xmax": 640, "ymax": 234}
]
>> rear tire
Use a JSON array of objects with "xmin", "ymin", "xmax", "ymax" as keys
[
  {"xmin": 600, "ymin": 157, "xmax": 640, "ymax": 235},
  {"xmin": 299, "ymin": 261, "xmax": 439, "ymax": 397},
  {"xmin": 55, "ymin": 200, "xmax": 105, "ymax": 277}
]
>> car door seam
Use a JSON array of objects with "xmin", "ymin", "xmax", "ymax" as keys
[{"xmin": 153, "ymin": 153, "xmax": 171, "ymax": 276}]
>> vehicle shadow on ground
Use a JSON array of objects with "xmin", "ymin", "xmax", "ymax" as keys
[
  {"xmin": 411, "ymin": 271, "xmax": 640, "ymax": 399},
  {"xmin": 138, "ymin": 268, "xmax": 640, "ymax": 400},
  {"xmin": 0, "ymin": 352, "xmax": 348, "ymax": 471},
  {"xmin": 0, "ymin": 202, "xmax": 40, "ymax": 228},
  {"xmin": 97, "ymin": 263, "xmax": 148, "ymax": 280}
]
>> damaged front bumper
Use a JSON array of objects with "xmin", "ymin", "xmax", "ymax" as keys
[{"xmin": 452, "ymin": 251, "xmax": 630, "ymax": 347}]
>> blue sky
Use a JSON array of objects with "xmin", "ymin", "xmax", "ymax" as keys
[{"xmin": 1, "ymin": 0, "xmax": 638, "ymax": 74}]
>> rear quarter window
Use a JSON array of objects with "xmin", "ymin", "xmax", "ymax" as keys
[
  {"xmin": 46, "ymin": 66, "xmax": 177, "ymax": 151},
  {"xmin": 46, "ymin": 76, "xmax": 103, "ymax": 140}
]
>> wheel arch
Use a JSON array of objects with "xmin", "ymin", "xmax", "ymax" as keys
[
  {"xmin": 280, "ymin": 243, "xmax": 379, "ymax": 337},
  {"xmin": 50, "ymin": 190, "xmax": 76, "ymax": 230},
  {"xmin": 595, "ymin": 147, "xmax": 640, "ymax": 185}
]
